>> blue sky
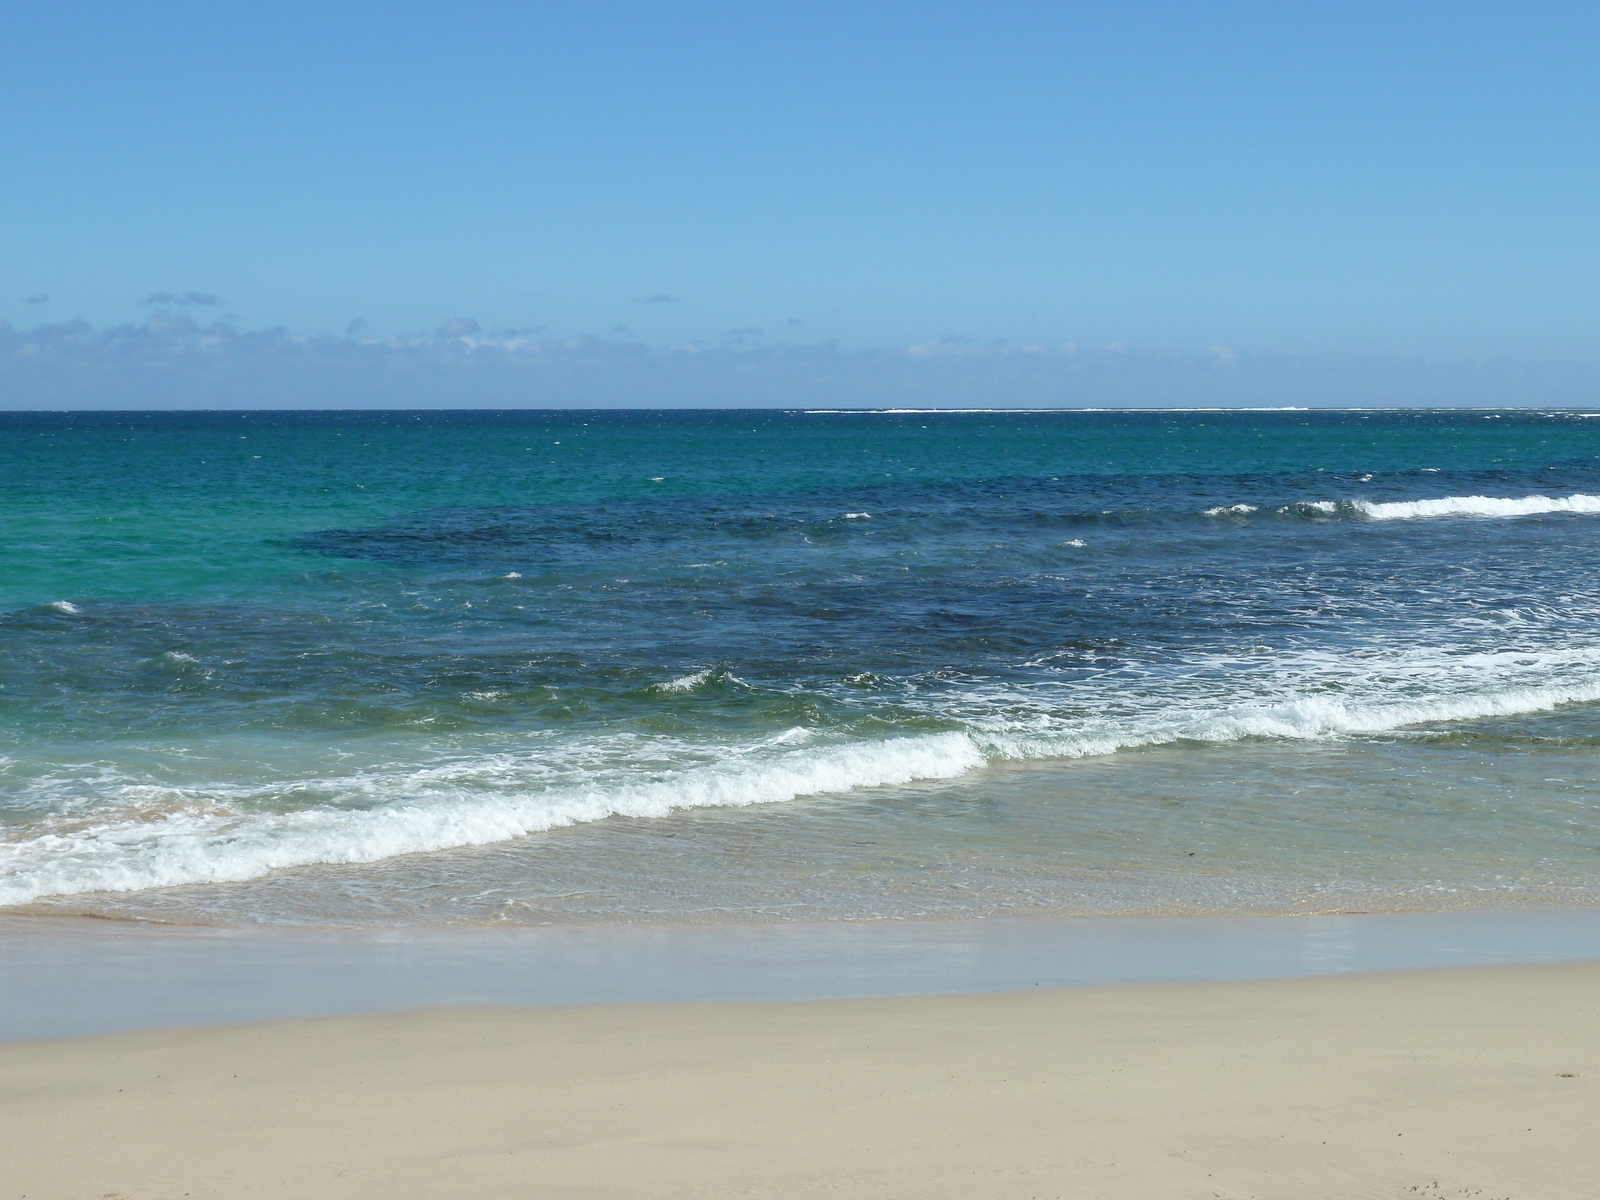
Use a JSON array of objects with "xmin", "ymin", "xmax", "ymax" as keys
[{"xmin": 4, "ymin": 2, "xmax": 1599, "ymax": 407}]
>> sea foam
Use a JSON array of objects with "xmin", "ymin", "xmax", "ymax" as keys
[
  {"xmin": 1352, "ymin": 493, "xmax": 1600, "ymax": 520},
  {"xmin": 654, "ymin": 669, "xmax": 712, "ymax": 693},
  {"xmin": 0, "ymin": 733, "xmax": 986, "ymax": 905},
  {"xmin": 1214, "ymin": 493, "xmax": 1600, "ymax": 522}
]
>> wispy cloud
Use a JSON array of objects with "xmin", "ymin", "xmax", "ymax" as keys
[
  {"xmin": 143, "ymin": 312, "xmax": 201, "ymax": 336},
  {"xmin": 436, "ymin": 317, "xmax": 480, "ymax": 338},
  {"xmin": 22, "ymin": 294, "xmax": 49, "ymax": 305},
  {"xmin": 142, "ymin": 291, "xmax": 223, "ymax": 307},
  {"xmin": 905, "ymin": 334, "xmax": 981, "ymax": 356}
]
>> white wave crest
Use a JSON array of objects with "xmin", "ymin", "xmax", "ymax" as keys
[
  {"xmin": 47, "ymin": 600, "xmax": 80, "ymax": 614},
  {"xmin": 646, "ymin": 668, "xmax": 753, "ymax": 694},
  {"xmin": 1278, "ymin": 500, "xmax": 1338, "ymax": 515},
  {"xmin": 980, "ymin": 678, "xmax": 1600, "ymax": 762},
  {"xmin": 840, "ymin": 512, "xmax": 871, "ymax": 519},
  {"xmin": 0, "ymin": 734, "xmax": 985, "ymax": 906},
  {"xmin": 652, "ymin": 669, "xmax": 713, "ymax": 693},
  {"xmin": 1203, "ymin": 504, "xmax": 1258, "ymax": 515},
  {"xmin": 1352, "ymin": 493, "xmax": 1600, "ymax": 521}
]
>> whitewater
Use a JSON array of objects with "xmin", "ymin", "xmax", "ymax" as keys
[{"xmin": 6, "ymin": 639, "xmax": 1600, "ymax": 908}]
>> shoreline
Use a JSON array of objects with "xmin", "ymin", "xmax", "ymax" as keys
[
  {"xmin": 6, "ymin": 904, "xmax": 1600, "ymax": 1041},
  {"xmin": 6, "ymin": 961, "xmax": 1597, "ymax": 1198}
]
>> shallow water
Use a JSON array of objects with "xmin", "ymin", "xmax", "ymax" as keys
[{"xmin": 4, "ymin": 408, "xmax": 1600, "ymax": 924}]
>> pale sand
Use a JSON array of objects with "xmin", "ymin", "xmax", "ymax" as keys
[{"xmin": 4, "ymin": 963, "xmax": 1597, "ymax": 1200}]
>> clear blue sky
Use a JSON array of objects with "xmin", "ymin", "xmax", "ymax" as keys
[{"xmin": 4, "ymin": 2, "xmax": 1598, "ymax": 407}]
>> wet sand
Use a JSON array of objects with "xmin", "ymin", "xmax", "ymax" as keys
[
  {"xmin": 9, "ymin": 906, "xmax": 1600, "ymax": 1039},
  {"xmin": 5, "ymin": 961, "xmax": 1597, "ymax": 1199}
]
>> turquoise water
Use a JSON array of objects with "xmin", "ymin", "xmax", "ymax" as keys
[{"xmin": 4, "ymin": 408, "xmax": 1600, "ymax": 924}]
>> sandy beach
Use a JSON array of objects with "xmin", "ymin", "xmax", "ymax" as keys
[{"xmin": 4, "ymin": 960, "xmax": 1597, "ymax": 1200}]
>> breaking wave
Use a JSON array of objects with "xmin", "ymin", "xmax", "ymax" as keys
[
  {"xmin": 1352, "ymin": 493, "xmax": 1600, "ymax": 520},
  {"xmin": 0, "ymin": 734, "xmax": 986, "ymax": 906},
  {"xmin": 1197, "ymin": 493, "xmax": 1600, "ymax": 522},
  {"xmin": 7, "ymin": 659, "xmax": 1600, "ymax": 907}
]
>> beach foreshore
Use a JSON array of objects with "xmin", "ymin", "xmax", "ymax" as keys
[
  {"xmin": 5, "ymin": 961, "xmax": 1597, "ymax": 1200},
  {"xmin": 8, "ymin": 906, "xmax": 1600, "ymax": 1040}
]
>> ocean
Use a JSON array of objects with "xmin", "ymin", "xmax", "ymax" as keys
[{"xmin": 3, "ymin": 407, "xmax": 1599, "ymax": 926}]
